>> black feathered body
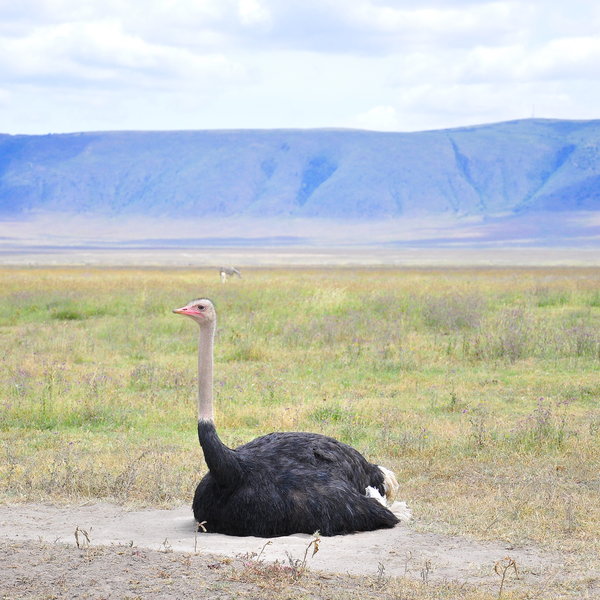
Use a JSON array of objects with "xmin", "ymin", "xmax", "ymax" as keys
[{"xmin": 193, "ymin": 421, "xmax": 399, "ymax": 537}]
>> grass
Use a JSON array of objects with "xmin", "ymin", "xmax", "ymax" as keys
[{"xmin": 0, "ymin": 265, "xmax": 599, "ymax": 596}]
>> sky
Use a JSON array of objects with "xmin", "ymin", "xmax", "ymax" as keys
[{"xmin": 1, "ymin": 0, "xmax": 599, "ymax": 135}]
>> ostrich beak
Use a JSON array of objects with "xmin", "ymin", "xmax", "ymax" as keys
[{"xmin": 173, "ymin": 306, "xmax": 203, "ymax": 316}]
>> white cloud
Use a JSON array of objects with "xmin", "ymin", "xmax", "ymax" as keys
[
  {"xmin": 524, "ymin": 36, "xmax": 600, "ymax": 81},
  {"xmin": 238, "ymin": 0, "xmax": 271, "ymax": 27},
  {"xmin": 353, "ymin": 105, "xmax": 400, "ymax": 130},
  {"xmin": 346, "ymin": 1, "xmax": 522, "ymax": 48},
  {"xmin": 454, "ymin": 36, "xmax": 600, "ymax": 85},
  {"xmin": 0, "ymin": 19, "xmax": 248, "ymax": 89},
  {"xmin": 386, "ymin": 79, "xmax": 600, "ymax": 131},
  {"xmin": 0, "ymin": 0, "xmax": 599, "ymax": 133}
]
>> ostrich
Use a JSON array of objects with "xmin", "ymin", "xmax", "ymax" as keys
[
  {"xmin": 219, "ymin": 266, "xmax": 242, "ymax": 283},
  {"xmin": 173, "ymin": 298, "xmax": 406, "ymax": 537}
]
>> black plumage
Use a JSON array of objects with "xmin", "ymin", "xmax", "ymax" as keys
[
  {"xmin": 173, "ymin": 297, "xmax": 401, "ymax": 537},
  {"xmin": 194, "ymin": 421, "xmax": 399, "ymax": 536}
]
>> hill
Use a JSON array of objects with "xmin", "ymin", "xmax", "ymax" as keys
[{"xmin": 1, "ymin": 119, "xmax": 599, "ymax": 246}]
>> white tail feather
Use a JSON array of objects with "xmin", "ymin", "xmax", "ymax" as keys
[
  {"xmin": 390, "ymin": 501, "xmax": 412, "ymax": 522},
  {"xmin": 376, "ymin": 465, "xmax": 411, "ymax": 521},
  {"xmin": 378, "ymin": 466, "xmax": 400, "ymax": 503},
  {"xmin": 365, "ymin": 485, "xmax": 387, "ymax": 507}
]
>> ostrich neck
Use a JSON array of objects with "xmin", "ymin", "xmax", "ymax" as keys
[
  {"xmin": 197, "ymin": 321, "xmax": 215, "ymax": 422},
  {"xmin": 195, "ymin": 319, "xmax": 242, "ymax": 486}
]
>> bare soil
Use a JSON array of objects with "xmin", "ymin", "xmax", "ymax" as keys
[{"xmin": 2, "ymin": 502, "xmax": 592, "ymax": 599}]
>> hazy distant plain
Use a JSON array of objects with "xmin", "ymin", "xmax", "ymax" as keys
[
  {"xmin": 1, "ymin": 210, "xmax": 599, "ymax": 267},
  {"xmin": 1, "ymin": 246, "xmax": 599, "ymax": 267}
]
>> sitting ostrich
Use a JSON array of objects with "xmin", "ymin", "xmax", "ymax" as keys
[
  {"xmin": 173, "ymin": 297, "xmax": 407, "ymax": 537},
  {"xmin": 219, "ymin": 266, "xmax": 241, "ymax": 283}
]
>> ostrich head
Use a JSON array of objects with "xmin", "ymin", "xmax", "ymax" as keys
[
  {"xmin": 173, "ymin": 298, "xmax": 216, "ymax": 422},
  {"xmin": 172, "ymin": 298, "xmax": 216, "ymax": 326}
]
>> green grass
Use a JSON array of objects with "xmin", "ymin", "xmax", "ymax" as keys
[{"xmin": 0, "ymin": 266, "xmax": 599, "ymax": 564}]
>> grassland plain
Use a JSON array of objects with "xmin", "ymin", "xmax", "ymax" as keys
[{"xmin": 1, "ymin": 266, "xmax": 599, "ymax": 599}]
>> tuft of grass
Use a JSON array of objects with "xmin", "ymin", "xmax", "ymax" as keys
[
  {"xmin": 224, "ymin": 341, "xmax": 266, "ymax": 362},
  {"xmin": 421, "ymin": 293, "xmax": 485, "ymax": 332},
  {"xmin": 535, "ymin": 286, "xmax": 571, "ymax": 307},
  {"xmin": 587, "ymin": 289, "xmax": 600, "ymax": 307},
  {"xmin": 508, "ymin": 398, "xmax": 570, "ymax": 452},
  {"xmin": 309, "ymin": 403, "xmax": 351, "ymax": 424}
]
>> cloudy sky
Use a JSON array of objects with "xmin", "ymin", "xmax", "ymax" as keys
[{"xmin": 1, "ymin": 0, "xmax": 599, "ymax": 134}]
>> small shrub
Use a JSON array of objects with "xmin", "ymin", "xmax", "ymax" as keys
[
  {"xmin": 464, "ymin": 308, "xmax": 532, "ymax": 362},
  {"xmin": 224, "ymin": 341, "xmax": 266, "ymax": 362},
  {"xmin": 587, "ymin": 290, "xmax": 600, "ymax": 307},
  {"xmin": 509, "ymin": 398, "xmax": 569, "ymax": 451},
  {"xmin": 379, "ymin": 424, "xmax": 430, "ymax": 456},
  {"xmin": 567, "ymin": 324, "xmax": 600, "ymax": 358},
  {"xmin": 467, "ymin": 404, "xmax": 490, "ymax": 449},
  {"xmin": 49, "ymin": 299, "xmax": 109, "ymax": 321},
  {"xmin": 51, "ymin": 308, "xmax": 84, "ymax": 320},
  {"xmin": 129, "ymin": 364, "xmax": 156, "ymax": 390},
  {"xmin": 421, "ymin": 294, "xmax": 485, "ymax": 332},
  {"xmin": 447, "ymin": 391, "xmax": 467, "ymax": 413},
  {"xmin": 309, "ymin": 404, "xmax": 350, "ymax": 424},
  {"xmin": 535, "ymin": 287, "xmax": 570, "ymax": 307}
]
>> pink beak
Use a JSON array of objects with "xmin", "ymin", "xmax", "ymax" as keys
[{"xmin": 173, "ymin": 306, "xmax": 202, "ymax": 316}]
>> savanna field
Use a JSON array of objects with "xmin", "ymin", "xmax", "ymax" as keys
[{"xmin": 1, "ymin": 266, "xmax": 599, "ymax": 598}]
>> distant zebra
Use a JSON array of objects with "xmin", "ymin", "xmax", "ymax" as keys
[{"xmin": 219, "ymin": 266, "xmax": 242, "ymax": 283}]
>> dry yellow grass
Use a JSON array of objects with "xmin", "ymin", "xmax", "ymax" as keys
[{"xmin": 0, "ymin": 265, "xmax": 599, "ymax": 597}]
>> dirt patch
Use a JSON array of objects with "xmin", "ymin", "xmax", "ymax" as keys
[{"xmin": 0, "ymin": 502, "xmax": 580, "ymax": 599}]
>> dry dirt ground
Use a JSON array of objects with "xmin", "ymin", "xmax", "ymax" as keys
[{"xmin": 1, "ymin": 502, "xmax": 594, "ymax": 599}]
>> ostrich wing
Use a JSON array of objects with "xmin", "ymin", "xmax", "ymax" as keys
[{"xmin": 236, "ymin": 431, "xmax": 382, "ymax": 495}]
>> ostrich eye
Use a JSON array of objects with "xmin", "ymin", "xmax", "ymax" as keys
[{"xmin": 198, "ymin": 305, "xmax": 206, "ymax": 310}]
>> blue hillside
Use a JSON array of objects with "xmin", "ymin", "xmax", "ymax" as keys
[{"xmin": 0, "ymin": 119, "xmax": 599, "ymax": 220}]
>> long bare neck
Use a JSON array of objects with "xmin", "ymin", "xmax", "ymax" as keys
[
  {"xmin": 197, "ymin": 321, "xmax": 215, "ymax": 422},
  {"xmin": 195, "ymin": 319, "xmax": 242, "ymax": 486}
]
